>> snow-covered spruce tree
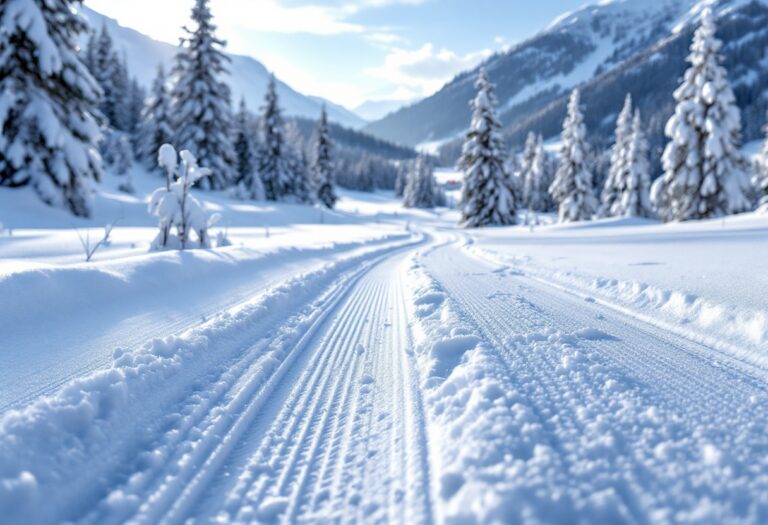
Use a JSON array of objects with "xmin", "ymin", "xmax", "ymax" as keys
[
  {"xmin": 231, "ymin": 98, "xmax": 264, "ymax": 200},
  {"xmin": 311, "ymin": 106, "xmax": 338, "ymax": 209},
  {"xmin": 616, "ymin": 110, "xmax": 653, "ymax": 218},
  {"xmin": 600, "ymin": 94, "xmax": 633, "ymax": 217},
  {"xmin": 259, "ymin": 75, "xmax": 294, "ymax": 200},
  {"xmin": 90, "ymin": 24, "xmax": 121, "ymax": 128},
  {"xmin": 458, "ymin": 68, "xmax": 517, "ymax": 227},
  {"xmin": 149, "ymin": 144, "xmax": 221, "ymax": 250},
  {"xmin": 139, "ymin": 65, "xmax": 174, "ymax": 169},
  {"xmin": 171, "ymin": 0, "xmax": 235, "ymax": 190},
  {"xmin": 653, "ymin": 9, "xmax": 752, "ymax": 222},
  {"xmin": 550, "ymin": 89, "xmax": 597, "ymax": 223},
  {"xmin": 0, "ymin": 0, "xmax": 102, "ymax": 217},
  {"xmin": 519, "ymin": 131, "xmax": 538, "ymax": 205},
  {"xmin": 404, "ymin": 155, "xmax": 437, "ymax": 209},
  {"xmin": 394, "ymin": 162, "xmax": 407, "ymax": 198},
  {"xmin": 285, "ymin": 120, "xmax": 313, "ymax": 204},
  {"xmin": 523, "ymin": 135, "xmax": 549, "ymax": 212},
  {"xmin": 753, "ymin": 116, "xmax": 768, "ymax": 212}
]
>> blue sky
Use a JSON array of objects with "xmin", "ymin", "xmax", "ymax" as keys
[{"xmin": 88, "ymin": 0, "xmax": 588, "ymax": 108}]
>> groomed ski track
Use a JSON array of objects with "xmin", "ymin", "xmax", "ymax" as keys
[{"xmin": 4, "ymin": 232, "xmax": 768, "ymax": 524}]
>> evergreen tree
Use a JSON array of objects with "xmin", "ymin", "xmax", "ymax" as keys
[
  {"xmin": 91, "ymin": 24, "xmax": 121, "ymax": 127},
  {"xmin": 355, "ymin": 154, "xmax": 376, "ymax": 192},
  {"xmin": 601, "ymin": 94, "xmax": 633, "ymax": 217},
  {"xmin": 458, "ymin": 68, "xmax": 517, "ymax": 227},
  {"xmin": 394, "ymin": 162, "xmax": 407, "ymax": 198},
  {"xmin": 0, "ymin": 0, "xmax": 102, "ymax": 217},
  {"xmin": 753, "ymin": 114, "xmax": 768, "ymax": 212},
  {"xmin": 259, "ymin": 75, "xmax": 294, "ymax": 200},
  {"xmin": 523, "ymin": 135, "xmax": 549, "ymax": 212},
  {"xmin": 139, "ymin": 65, "xmax": 174, "ymax": 169},
  {"xmin": 519, "ymin": 131, "xmax": 538, "ymax": 205},
  {"xmin": 126, "ymin": 78, "xmax": 146, "ymax": 138},
  {"xmin": 616, "ymin": 110, "xmax": 653, "ymax": 218},
  {"xmin": 653, "ymin": 9, "xmax": 752, "ymax": 222},
  {"xmin": 285, "ymin": 119, "xmax": 313, "ymax": 204},
  {"xmin": 171, "ymin": 0, "xmax": 235, "ymax": 190},
  {"xmin": 232, "ymin": 98, "xmax": 264, "ymax": 200},
  {"xmin": 311, "ymin": 106, "xmax": 337, "ymax": 209},
  {"xmin": 550, "ymin": 89, "xmax": 597, "ymax": 222},
  {"xmin": 404, "ymin": 155, "xmax": 437, "ymax": 209}
]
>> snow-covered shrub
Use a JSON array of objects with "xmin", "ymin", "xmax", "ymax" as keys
[{"xmin": 148, "ymin": 144, "xmax": 221, "ymax": 250}]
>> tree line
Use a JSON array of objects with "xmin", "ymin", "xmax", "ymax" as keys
[{"xmin": 459, "ymin": 9, "xmax": 764, "ymax": 227}]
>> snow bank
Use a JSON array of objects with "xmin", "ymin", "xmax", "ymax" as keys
[
  {"xmin": 0, "ymin": 234, "xmax": 418, "ymax": 525},
  {"xmin": 405, "ymin": 256, "xmax": 658, "ymax": 523},
  {"xmin": 471, "ymin": 245, "xmax": 768, "ymax": 369}
]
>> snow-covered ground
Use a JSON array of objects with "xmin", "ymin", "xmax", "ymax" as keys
[{"xmin": 2, "ymin": 168, "xmax": 768, "ymax": 523}]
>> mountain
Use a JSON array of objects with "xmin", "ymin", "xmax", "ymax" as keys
[
  {"xmin": 353, "ymin": 99, "xmax": 420, "ymax": 122},
  {"xmin": 81, "ymin": 7, "xmax": 366, "ymax": 129},
  {"xmin": 364, "ymin": 0, "xmax": 763, "ymax": 155}
]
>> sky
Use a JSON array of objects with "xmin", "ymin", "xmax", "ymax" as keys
[{"xmin": 87, "ymin": 0, "xmax": 589, "ymax": 109}]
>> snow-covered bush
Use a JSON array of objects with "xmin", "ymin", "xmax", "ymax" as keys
[
  {"xmin": 653, "ymin": 9, "xmax": 752, "ymax": 222},
  {"xmin": 148, "ymin": 144, "xmax": 221, "ymax": 250}
]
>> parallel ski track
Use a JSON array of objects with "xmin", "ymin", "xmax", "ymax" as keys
[
  {"xmin": 80, "ymin": 238, "xmax": 433, "ymax": 525},
  {"xmin": 422, "ymin": 239, "xmax": 768, "ymax": 521},
  {"xmin": 196, "ymin": 250, "xmax": 434, "ymax": 524}
]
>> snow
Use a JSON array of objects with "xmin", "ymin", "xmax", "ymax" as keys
[{"xmin": 3, "ymin": 137, "xmax": 768, "ymax": 523}]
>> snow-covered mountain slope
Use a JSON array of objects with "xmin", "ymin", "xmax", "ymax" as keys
[
  {"xmin": 353, "ymin": 98, "xmax": 420, "ymax": 122},
  {"xmin": 364, "ymin": 0, "xmax": 759, "ymax": 147},
  {"xmin": 81, "ymin": 7, "xmax": 366, "ymax": 129}
]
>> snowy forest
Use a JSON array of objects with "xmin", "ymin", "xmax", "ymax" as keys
[{"xmin": 2, "ymin": 1, "xmax": 768, "ymax": 524}]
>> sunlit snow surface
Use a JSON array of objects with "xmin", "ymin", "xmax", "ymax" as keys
[{"xmin": 1, "ymin": 164, "xmax": 768, "ymax": 524}]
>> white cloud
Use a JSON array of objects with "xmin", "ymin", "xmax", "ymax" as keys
[{"xmin": 366, "ymin": 43, "xmax": 492, "ymax": 97}]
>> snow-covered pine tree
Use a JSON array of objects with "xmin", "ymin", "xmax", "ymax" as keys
[
  {"xmin": 356, "ymin": 155, "xmax": 376, "ymax": 192},
  {"xmin": 0, "ymin": 0, "xmax": 102, "ymax": 217},
  {"xmin": 653, "ymin": 9, "xmax": 752, "ymax": 222},
  {"xmin": 458, "ymin": 68, "xmax": 517, "ymax": 227},
  {"xmin": 522, "ymin": 135, "xmax": 549, "ymax": 212},
  {"xmin": 91, "ymin": 24, "xmax": 121, "ymax": 127},
  {"xmin": 311, "ymin": 106, "xmax": 337, "ymax": 209},
  {"xmin": 285, "ymin": 120, "xmax": 313, "ymax": 204},
  {"xmin": 404, "ymin": 155, "xmax": 437, "ymax": 209},
  {"xmin": 519, "ymin": 131, "xmax": 538, "ymax": 205},
  {"xmin": 754, "ymin": 115, "xmax": 768, "ymax": 212},
  {"xmin": 126, "ymin": 78, "xmax": 146, "ymax": 139},
  {"xmin": 232, "ymin": 98, "xmax": 264, "ymax": 200},
  {"xmin": 259, "ymin": 75, "xmax": 294, "ymax": 200},
  {"xmin": 171, "ymin": 0, "xmax": 235, "ymax": 190},
  {"xmin": 394, "ymin": 162, "xmax": 407, "ymax": 198},
  {"xmin": 139, "ymin": 65, "xmax": 175, "ymax": 169},
  {"xmin": 615, "ymin": 110, "xmax": 653, "ymax": 218},
  {"xmin": 601, "ymin": 94, "xmax": 633, "ymax": 217},
  {"xmin": 550, "ymin": 89, "xmax": 597, "ymax": 222}
]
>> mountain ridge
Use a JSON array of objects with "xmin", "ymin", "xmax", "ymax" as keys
[{"xmin": 81, "ymin": 7, "xmax": 366, "ymax": 129}]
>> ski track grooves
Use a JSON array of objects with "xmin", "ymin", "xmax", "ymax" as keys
[
  {"xmin": 421, "ymin": 238, "xmax": 768, "ymax": 522},
  {"xmin": 83, "ymin": 239, "xmax": 433, "ymax": 525}
]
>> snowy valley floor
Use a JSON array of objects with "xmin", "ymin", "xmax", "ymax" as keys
[{"xmin": 1, "ymin": 172, "xmax": 768, "ymax": 524}]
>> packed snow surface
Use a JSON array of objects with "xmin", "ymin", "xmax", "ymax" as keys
[{"xmin": 1, "ymin": 169, "xmax": 768, "ymax": 524}]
